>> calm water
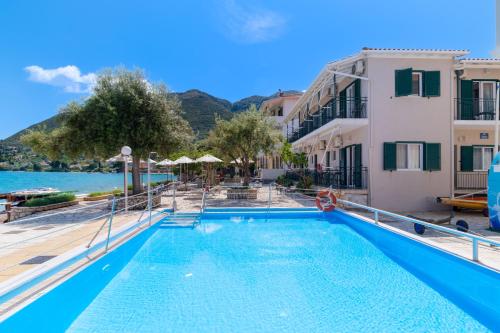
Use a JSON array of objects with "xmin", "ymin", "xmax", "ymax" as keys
[
  {"xmin": 0, "ymin": 215, "xmax": 493, "ymax": 332},
  {"xmin": 70, "ymin": 218, "xmax": 488, "ymax": 332},
  {"xmin": 0, "ymin": 171, "xmax": 174, "ymax": 194}
]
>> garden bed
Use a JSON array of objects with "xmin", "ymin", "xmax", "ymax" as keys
[{"xmin": 226, "ymin": 188, "xmax": 258, "ymax": 200}]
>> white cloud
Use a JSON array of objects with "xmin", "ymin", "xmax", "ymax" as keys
[
  {"xmin": 24, "ymin": 65, "xmax": 96, "ymax": 93},
  {"xmin": 219, "ymin": 0, "xmax": 286, "ymax": 44}
]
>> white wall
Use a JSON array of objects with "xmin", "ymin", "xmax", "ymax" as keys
[{"xmin": 367, "ymin": 56, "xmax": 454, "ymax": 211}]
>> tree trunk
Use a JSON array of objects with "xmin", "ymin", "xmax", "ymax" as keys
[
  {"xmin": 132, "ymin": 155, "xmax": 143, "ymax": 194},
  {"xmin": 243, "ymin": 162, "xmax": 251, "ymax": 186}
]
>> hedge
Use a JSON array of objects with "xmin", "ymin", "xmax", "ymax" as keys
[{"xmin": 24, "ymin": 192, "xmax": 76, "ymax": 207}]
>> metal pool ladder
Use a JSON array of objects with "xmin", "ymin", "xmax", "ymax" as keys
[{"xmin": 159, "ymin": 213, "xmax": 201, "ymax": 229}]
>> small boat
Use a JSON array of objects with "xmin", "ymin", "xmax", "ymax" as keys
[
  {"xmin": 10, "ymin": 187, "xmax": 60, "ymax": 198},
  {"xmin": 0, "ymin": 188, "xmax": 61, "ymax": 207},
  {"xmin": 437, "ymin": 195, "xmax": 488, "ymax": 216}
]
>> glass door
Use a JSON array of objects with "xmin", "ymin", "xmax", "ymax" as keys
[
  {"xmin": 481, "ymin": 82, "xmax": 495, "ymax": 119},
  {"xmin": 345, "ymin": 85, "xmax": 355, "ymax": 118}
]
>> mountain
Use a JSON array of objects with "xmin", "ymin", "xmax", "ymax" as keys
[
  {"xmin": 230, "ymin": 95, "xmax": 267, "ymax": 113},
  {"xmin": 175, "ymin": 89, "xmax": 233, "ymax": 138},
  {"xmin": 2, "ymin": 89, "xmax": 301, "ymax": 145},
  {"xmin": 2, "ymin": 114, "xmax": 63, "ymax": 146}
]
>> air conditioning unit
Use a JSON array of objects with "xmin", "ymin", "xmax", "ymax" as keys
[
  {"xmin": 352, "ymin": 60, "xmax": 365, "ymax": 75},
  {"xmin": 319, "ymin": 140, "xmax": 327, "ymax": 150},
  {"xmin": 326, "ymin": 84, "xmax": 334, "ymax": 97},
  {"xmin": 333, "ymin": 136, "xmax": 343, "ymax": 148}
]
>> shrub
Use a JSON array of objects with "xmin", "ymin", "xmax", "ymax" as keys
[
  {"xmin": 24, "ymin": 192, "xmax": 76, "ymax": 207},
  {"xmin": 297, "ymin": 176, "xmax": 313, "ymax": 191},
  {"xmin": 88, "ymin": 189, "xmax": 122, "ymax": 197},
  {"xmin": 276, "ymin": 175, "xmax": 294, "ymax": 187}
]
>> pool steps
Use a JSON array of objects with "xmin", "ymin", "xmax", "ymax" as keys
[{"xmin": 159, "ymin": 212, "xmax": 201, "ymax": 229}]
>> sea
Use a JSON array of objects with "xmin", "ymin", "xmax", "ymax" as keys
[{"xmin": 0, "ymin": 171, "xmax": 175, "ymax": 211}]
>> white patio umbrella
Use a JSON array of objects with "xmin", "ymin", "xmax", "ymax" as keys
[
  {"xmin": 196, "ymin": 154, "xmax": 222, "ymax": 163},
  {"xmin": 196, "ymin": 154, "xmax": 223, "ymax": 187},
  {"xmin": 174, "ymin": 156, "xmax": 194, "ymax": 188},
  {"xmin": 157, "ymin": 158, "xmax": 177, "ymax": 182},
  {"xmin": 106, "ymin": 154, "xmax": 132, "ymax": 163},
  {"xmin": 157, "ymin": 158, "xmax": 176, "ymax": 166},
  {"xmin": 230, "ymin": 158, "xmax": 254, "ymax": 164}
]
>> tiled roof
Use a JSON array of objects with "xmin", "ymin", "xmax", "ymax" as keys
[
  {"xmin": 362, "ymin": 47, "xmax": 469, "ymax": 53},
  {"xmin": 460, "ymin": 58, "xmax": 500, "ymax": 62}
]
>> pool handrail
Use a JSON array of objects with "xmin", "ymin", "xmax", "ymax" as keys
[{"xmin": 275, "ymin": 185, "xmax": 500, "ymax": 262}]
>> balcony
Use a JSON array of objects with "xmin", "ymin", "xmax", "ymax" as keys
[
  {"xmin": 455, "ymin": 171, "xmax": 487, "ymax": 190},
  {"xmin": 454, "ymin": 98, "xmax": 498, "ymax": 121},
  {"xmin": 287, "ymin": 97, "xmax": 367, "ymax": 143},
  {"xmin": 285, "ymin": 167, "xmax": 368, "ymax": 190}
]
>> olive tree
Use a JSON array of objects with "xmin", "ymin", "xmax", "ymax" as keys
[
  {"xmin": 207, "ymin": 105, "xmax": 281, "ymax": 186},
  {"xmin": 22, "ymin": 68, "xmax": 193, "ymax": 193}
]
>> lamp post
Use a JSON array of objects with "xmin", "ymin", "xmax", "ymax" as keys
[
  {"xmin": 148, "ymin": 152, "xmax": 157, "ymax": 225},
  {"xmin": 121, "ymin": 146, "xmax": 132, "ymax": 213}
]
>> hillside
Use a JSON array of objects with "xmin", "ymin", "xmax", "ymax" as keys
[
  {"xmin": 3, "ymin": 89, "xmax": 273, "ymax": 145},
  {"xmin": 175, "ymin": 89, "xmax": 233, "ymax": 138},
  {"xmin": 2, "ymin": 114, "xmax": 63, "ymax": 146},
  {"xmin": 230, "ymin": 95, "xmax": 267, "ymax": 113}
]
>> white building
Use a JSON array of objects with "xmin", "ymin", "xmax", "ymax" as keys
[
  {"xmin": 256, "ymin": 92, "xmax": 302, "ymax": 181},
  {"xmin": 284, "ymin": 48, "xmax": 500, "ymax": 211}
]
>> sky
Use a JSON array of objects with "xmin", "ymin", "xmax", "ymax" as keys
[{"xmin": 0, "ymin": 0, "xmax": 496, "ymax": 139}]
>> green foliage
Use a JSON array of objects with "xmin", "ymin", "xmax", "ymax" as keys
[
  {"xmin": 297, "ymin": 175, "xmax": 313, "ymax": 190},
  {"xmin": 88, "ymin": 189, "xmax": 122, "ymax": 197},
  {"xmin": 293, "ymin": 152, "xmax": 308, "ymax": 168},
  {"xmin": 24, "ymin": 192, "xmax": 76, "ymax": 207},
  {"xmin": 176, "ymin": 90, "xmax": 233, "ymax": 138},
  {"xmin": 275, "ymin": 175, "xmax": 294, "ymax": 187},
  {"xmin": 22, "ymin": 68, "xmax": 194, "ymax": 193},
  {"xmin": 280, "ymin": 141, "xmax": 307, "ymax": 169},
  {"xmin": 207, "ymin": 105, "xmax": 281, "ymax": 185}
]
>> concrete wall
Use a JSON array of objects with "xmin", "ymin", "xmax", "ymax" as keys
[{"xmin": 367, "ymin": 56, "xmax": 455, "ymax": 211}]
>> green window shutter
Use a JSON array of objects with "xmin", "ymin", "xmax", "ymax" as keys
[
  {"xmin": 423, "ymin": 71, "xmax": 440, "ymax": 97},
  {"xmin": 339, "ymin": 89, "xmax": 347, "ymax": 117},
  {"xmin": 460, "ymin": 146, "xmax": 473, "ymax": 171},
  {"xmin": 395, "ymin": 68, "xmax": 412, "ymax": 97},
  {"xmin": 460, "ymin": 80, "xmax": 474, "ymax": 120},
  {"xmin": 424, "ymin": 143, "xmax": 441, "ymax": 171},
  {"xmin": 383, "ymin": 142, "xmax": 397, "ymax": 171},
  {"xmin": 354, "ymin": 79, "xmax": 361, "ymax": 98},
  {"xmin": 354, "ymin": 144, "xmax": 362, "ymax": 187}
]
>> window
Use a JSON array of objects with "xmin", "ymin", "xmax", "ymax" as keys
[
  {"xmin": 396, "ymin": 143, "xmax": 423, "ymax": 170},
  {"xmin": 395, "ymin": 68, "xmax": 440, "ymax": 97},
  {"xmin": 473, "ymin": 147, "xmax": 493, "ymax": 171},
  {"xmin": 326, "ymin": 151, "xmax": 331, "ymax": 168},
  {"xmin": 411, "ymin": 72, "xmax": 422, "ymax": 96}
]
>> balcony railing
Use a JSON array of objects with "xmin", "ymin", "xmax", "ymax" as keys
[
  {"xmin": 455, "ymin": 171, "xmax": 488, "ymax": 190},
  {"xmin": 454, "ymin": 98, "xmax": 498, "ymax": 121},
  {"xmin": 287, "ymin": 97, "xmax": 367, "ymax": 143},
  {"xmin": 285, "ymin": 167, "xmax": 368, "ymax": 189}
]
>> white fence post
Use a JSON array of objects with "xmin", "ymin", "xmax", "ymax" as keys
[{"xmin": 268, "ymin": 183, "xmax": 272, "ymax": 209}]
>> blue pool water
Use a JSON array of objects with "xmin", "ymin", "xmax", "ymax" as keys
[{"xmin": 1, "ymin": 212, "xmax": 499, "ymax": 332}]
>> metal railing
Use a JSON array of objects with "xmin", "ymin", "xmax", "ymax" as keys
[
  {"xmin": 288, "ymin": 97, "xmax": 367, "ymax": 143},
  {"xmin": 284, "ymin": 167, "xmax": 368, "ymax": 189},
  {"xmin": 454, "ymin": 98, "xmax": 498, "ymax": 120},
  {"xmin": 271, "ymin": 185, "xmax": 500, "ymax": 263},
  {"xmin": 84, "ymin": 185, "xmax": 167, "ymax": 251},
  {"xmin": 0, "ymin": 185, "xmax": 172, "ymax": 308},
  {"xmin": 455, "ymin": 171, "xmax": 488, "ymax": 190},
  {"xmin": 337, "ymin": 198, "xmax": 500, "ymax": 262}
]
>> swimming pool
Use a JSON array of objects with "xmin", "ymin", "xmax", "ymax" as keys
[{"xmin": 1, "ymin": 209, "xmax": 499, "ymax": 332}]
